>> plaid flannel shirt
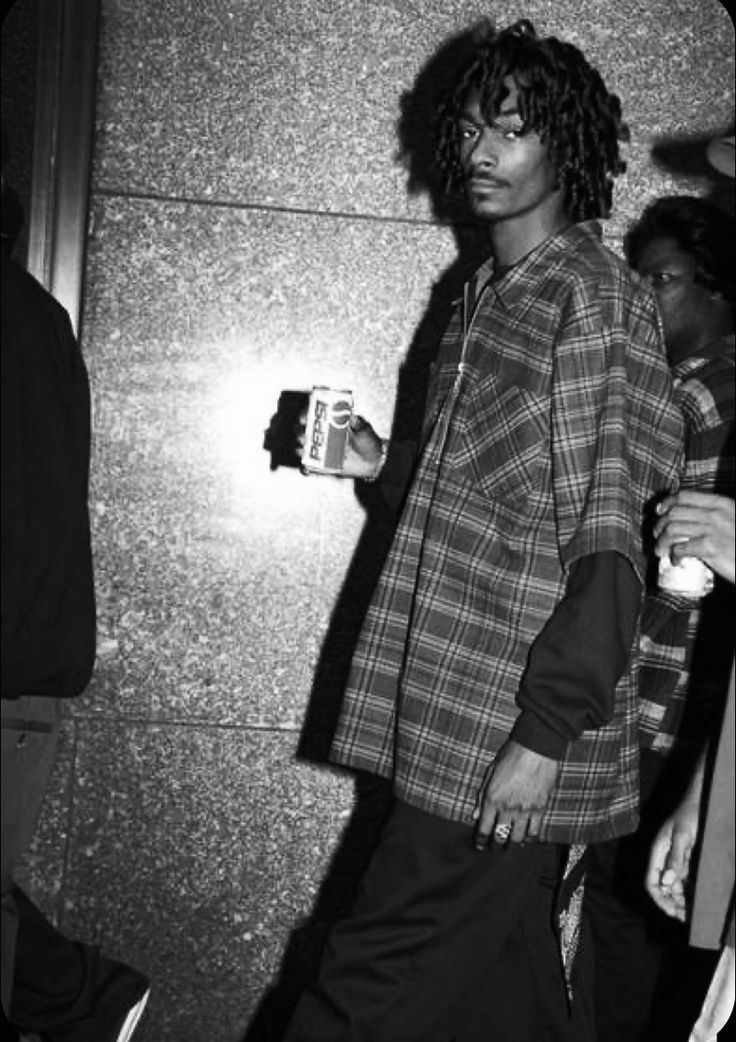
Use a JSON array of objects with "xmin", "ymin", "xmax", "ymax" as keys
[
  {"xmin": 638, "ymin": 337, "xmax": 736, "ymax": 752},
  {"xmin": 331, "ymin": 222, "xmax": 684, "ymax": 843}
]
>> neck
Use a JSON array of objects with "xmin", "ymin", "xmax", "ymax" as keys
[
  {"xmin": 668, "ymin": 311, "xmax": 735, "ymax": 366},
  {"xmin": 488, "ymin": 198, "xmax": 571, "ymax": 267},
  {"xmin": 667, "ymin": 325, "xmax": 729, "ymax": 370}
]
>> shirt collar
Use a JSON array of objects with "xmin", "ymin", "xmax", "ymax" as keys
[{"xmin": 465, "ymin": 221, "xmax": 604, "ymax": 315}]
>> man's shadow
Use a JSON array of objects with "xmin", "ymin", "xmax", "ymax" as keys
[
  {"xmin": 246, "ymin": 24, "xmax": 489, "ymax": 1042},
  {"xmin": 649, "ymin": 126, "xmax": 734, "ymax": 215}
]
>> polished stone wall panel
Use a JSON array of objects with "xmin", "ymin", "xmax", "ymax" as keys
[
  {"xmin": 93, "ymin": 0, "xmax": 733, "ymax": 231},
  {"xmin": 79, "ymin": 194, "xmax": 456, "ymax": 724}
]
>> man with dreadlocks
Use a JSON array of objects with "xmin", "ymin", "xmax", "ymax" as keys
[{"xmin": 285, "ymin": 19, "xmax": 684, "ymax": 1041}]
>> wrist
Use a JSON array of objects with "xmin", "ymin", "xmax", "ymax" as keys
[{"xmin": 362, "ymin": 439, "xmax": 389, "ymax": 483}]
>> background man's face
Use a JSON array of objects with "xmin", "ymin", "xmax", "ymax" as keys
[{"xmin": 635, "ymin": 235, "xmax": 721, "ymax": 366}]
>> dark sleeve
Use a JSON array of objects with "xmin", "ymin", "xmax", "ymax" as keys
[
  {"xmin": 509, "ymin": 551, "xmax": 642, "ymax": 759},
  {"xmin": 1, "ymin": 259, "xmax": 96, "ymax": 698}
]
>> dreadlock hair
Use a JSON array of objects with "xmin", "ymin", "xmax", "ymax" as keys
[
  {"xmin": 436, "ymin": 19, "xmax": 629, "ymax": 222},
  {"xmin": 625, "ymin": 195, "xmax": 736, "ymax": 308}
]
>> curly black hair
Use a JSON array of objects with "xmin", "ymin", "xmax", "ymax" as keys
[
  {"xmin": 436, "ymin": 19, "xmax": 629, "ymax": 222},
  {"xmin": 625, "ymin": 195, "xmax": 736, "ymax": 307}
]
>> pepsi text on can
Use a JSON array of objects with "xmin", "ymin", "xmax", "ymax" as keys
[{"xmin": 301, "ymin": 386, "xmax": 354, "ymax": 475}]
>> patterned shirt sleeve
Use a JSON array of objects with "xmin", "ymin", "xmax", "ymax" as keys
[
  {"xmin": 550, "ymin": 277, "xmax": 683, "ymax": 579},
  {"xmin": 638, "ymin": 346, "xmax": 736, "ymax": 751}
]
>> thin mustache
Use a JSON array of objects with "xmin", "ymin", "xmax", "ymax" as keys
[{"xmin": 467, "ymin": 173, "xmax": 509, "ymax": 188}]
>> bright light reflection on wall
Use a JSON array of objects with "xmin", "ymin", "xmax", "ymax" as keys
[{"xmin": 204, "ymin": 351, "xmax": 365, "ymax": 526}]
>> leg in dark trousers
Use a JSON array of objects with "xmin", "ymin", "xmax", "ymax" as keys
[
  {"xmin": 1, "ymin": 696, "xmax": 149, "ymax": 1040},
  {"xmin": 285, "ymin": 801, "xmax": 593, "ymax": 1042},
  {"xmin": 584, "ymin": 748, "xmax": 718, "ymax": 1042}
]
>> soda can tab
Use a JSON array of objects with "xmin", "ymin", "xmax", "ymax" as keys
[
  {"xmin": 301, "ymin": 386, "xmax": 354, "ymax": 475},
  {"xmin": 657, "ymin": 553, "xmax": 715, "ymax": 599}
]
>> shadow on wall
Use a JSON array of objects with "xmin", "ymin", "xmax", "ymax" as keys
[
  {"xmin": 248, "ymin": 23, "xmax": 491, "ymax": 1042},
  {"xmin": 650, "ymin": 125, "xmax": 735, "ymax": 215}
]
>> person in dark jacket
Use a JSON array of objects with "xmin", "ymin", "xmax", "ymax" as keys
[{"xmin": 1, "ymin": 171, "xmax": 150, "ymax": 1042}]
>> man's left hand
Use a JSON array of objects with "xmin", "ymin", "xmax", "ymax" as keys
[{"xmin": 474, "ymin": 741, "xmax": 560, "ymax": 848}]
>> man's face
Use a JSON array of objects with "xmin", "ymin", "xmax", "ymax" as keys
[
  {"xmin": 457, "ymin": 77, "xmax": 560, "ymax": 224},
  {"xmin": 635, "ymin": 235, "xmax": 720, "ymax": 366}
]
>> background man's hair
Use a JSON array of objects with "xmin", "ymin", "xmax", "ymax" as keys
[
  {"xmin": 625, "ymin": 195, "xmax": 736, "ymax": 307},
  {"xmin": 436, "ymin": 19, "xmax": 629, "ymax": 222}
]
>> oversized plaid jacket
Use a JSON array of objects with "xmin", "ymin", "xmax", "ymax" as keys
[
  {"xmin": 639, "ymin": 337, "xmax": 736, "ymax": 752},
  {"xmin": 331, "ymin": 222, "xmax": 684, "ymax": 843}
]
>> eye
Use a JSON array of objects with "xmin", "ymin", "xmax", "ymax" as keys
[
  {"xmin": 492, "ymin": 120, "xmax": 525, "ymax": 140},
  {"xmin": 457, "ymin": 121, "xmax": 479, "ymax": 141},
  {"xmin": 650, "ymin": 272, "xmax": 676, "ymax": 287}
]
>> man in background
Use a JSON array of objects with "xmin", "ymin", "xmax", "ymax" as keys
[
  {"xmin": 584, "ymin": 191, "xmax": 735, "ymax": 1041},
  {"xmin": 1, "ymin": 159, "xmax": 150, "ymax": 1042},
  {"xmin": 648, "ymin": 488, "xmax": 734, "ymax": 1042}
]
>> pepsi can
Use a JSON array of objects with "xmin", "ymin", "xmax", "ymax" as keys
[{"xmin": 301, "ymin": 386, "xmax": 354, "ymax": 475}]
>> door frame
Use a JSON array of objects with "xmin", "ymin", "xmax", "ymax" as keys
[{"xmin": 27, "ymin": 0, "xmax": 100, "ymax": 338}]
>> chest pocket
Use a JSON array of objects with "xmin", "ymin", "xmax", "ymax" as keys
[{"xmin": 454, "ymin": 363, "xmax": 550, "ymax": 506}]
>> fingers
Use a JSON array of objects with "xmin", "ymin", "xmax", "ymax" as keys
[
  {"xmin": 645, "ymin": 831, "xmax": 670, "ymax": 905},
  {"xmin": 664, "ymin": 824, "xmax": 692, "ymax": 881},
  {"xmin": 646, "ymin": 834, "xmax": 680, "ymax": 918},
  {"xmin": 472, "ymin": 807, "xmax": 534, "ymax": 849},
  {"xmin": 669, "ymin": 536, "xmax": 707, "ymax": 564},
  {"xmin": 657, "ymin": 490, "xmax": 725, "ymax": 513},
  {"xmin": 526, "ymin": 811, "xmax": 543, "ymax": 840},
  {"xmin": 654, "ymin": 492, "xmax": 732, "ymax": 543},
  {"xmin": 295, "ymin": 410, "xmax": 307, "ymax": 452},
  {"xmin": 473, "ymin": 800, "xmax": 496, "ymax": 849},
  {"xmin": 349, "ymin": 413, "xmax": 369, "ymax": 432},
  {"xmin": 645, "ymin": 827, "xmax": 689, "ymax": 921}
]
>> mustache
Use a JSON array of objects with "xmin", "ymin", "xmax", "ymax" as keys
[{"xmin": 466, "ymin": 172, "xmax": 510, "ymax": 188}]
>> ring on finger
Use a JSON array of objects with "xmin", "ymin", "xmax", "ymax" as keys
[{"xmin": 493, "ymin": 823, "xmax": 512, "ymax": 841}]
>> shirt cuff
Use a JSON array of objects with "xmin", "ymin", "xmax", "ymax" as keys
[{"xmin": 509, "ymin": 710, "xmax": 570, "ymax": 761}]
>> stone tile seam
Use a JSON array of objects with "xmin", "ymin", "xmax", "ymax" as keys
[
  {"xmin": 91, "ymin": 185, "xmax": 455, "ymax": 229},
  {"xmin": 60, "ymin": 714, "xmax": 316, "ymax": 734},
  {"xmin": 57, "ymin": 716, "xmax": 81, "ymax": 931}
]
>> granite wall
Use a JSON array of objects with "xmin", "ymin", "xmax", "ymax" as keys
[{"xmin": 20, "ymin": 2, "xmax": 734, "ymax": 1040}]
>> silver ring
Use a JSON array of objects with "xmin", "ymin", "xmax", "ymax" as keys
[{"xmin": 494, "ymin": 823, "xmax": 511, "ymax": 841}]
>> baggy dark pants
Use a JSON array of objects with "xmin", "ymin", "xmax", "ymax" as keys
[{"xmin": 285, "ymin": 800, "xmax": 595, "ymax": 1042}]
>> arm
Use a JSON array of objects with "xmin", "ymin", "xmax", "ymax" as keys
[
  {"xmin": 475, "ymin": 280, "xmax": 681, "ymax": 848},
  {"xmin": 510, "ymin": 551, "xmax": 641, "ymax": 758},
  {"xmin": 474, "ymin": 551, "xmax": 640, "ymax": 847},
  {"xmin": 647, "ymin": 490, "xmax": 735, "ymax": 921},
  {"xmin": 329, "ymin": 414, "xmax": 417, "ymax": 512},
  {"xmin": 646, "ymin": 751, "xmax": 706, "ymax": 920}
]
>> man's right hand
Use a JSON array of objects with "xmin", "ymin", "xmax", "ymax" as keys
[
  {"xmin": 297, "ymin": 411, "xmax": 385, "ymax": 480},
  {"xmin": 342, "ymin": 415, "xmax": 385, "ymax": 480}
]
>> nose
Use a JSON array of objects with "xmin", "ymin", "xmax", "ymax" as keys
[{"xmin": 467, "ymin": 127, "xmax": 499, "ymax": 170}]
